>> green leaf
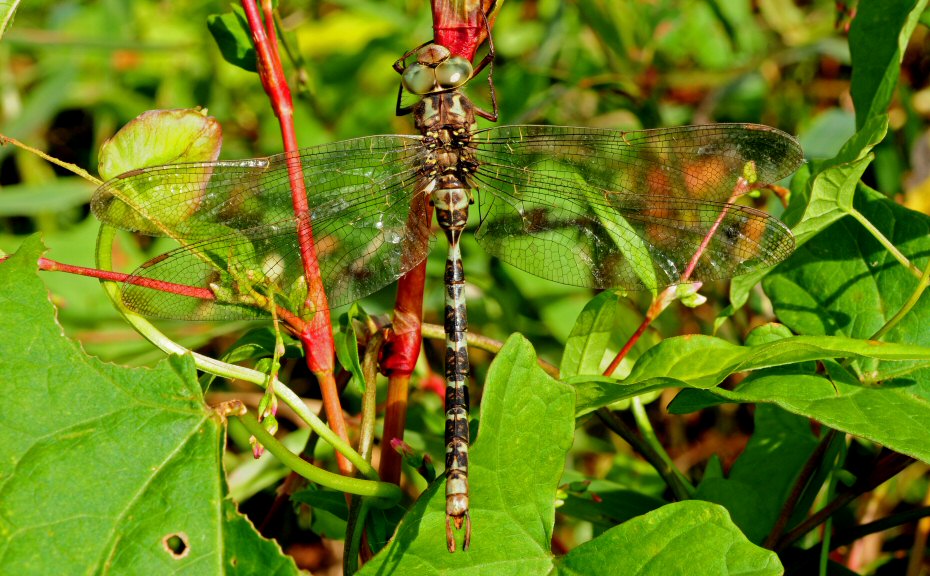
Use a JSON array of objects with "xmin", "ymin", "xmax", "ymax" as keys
[
  {"xmin": 362, "ymin": 337, "xmax": 779, "ymax": 573},
  {"xmin": 556, "ymin": 501, "xmax": 782, "ymax": 575},
  {"xmin": 361, "ymin": 335, "xmax": 575, "ymax": 572},
  {"xmin": 694, "ymin": 405, "xmax": 819, "ymax": 543},
  {"xmin": 335, "ymin": 304, "xmax": 367, "ymax": 390},
  {"xmin": 572, "ymin": 334, "xmax": 930, "ymax": 415},
  {"xmin": 730, "ymin": 114, "xmax": 888, "ymax": 308},
  {"xmin": 670, "ymin": 360, "xmax": 930, "ymax": 464},
  {"xmin": 0, "ymin": 0, "xmax": 20, "ymax": 40},
  {"xmin": 765, "ymin": 188, "xmax": 930, "ymax": 384},
  {"xmin": 97, "ymin": 108, "xmax": 223, "ymax": 180},
  {"xmin": 207, "ymin": 8, "xmax": 258, "ymax": 73},
  {"xmin": 849, "ymin": 0, "xmax": 929, "ymax": 129},
  {"xmin": 0, "ymin": 236, "xmax": 298, "ymax": 575},
  {"xmin": 560, "ymin": 290, "xmax": 620, "ymax": 378}
]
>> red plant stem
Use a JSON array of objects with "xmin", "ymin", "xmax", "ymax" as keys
[
  {"xmin": 379, "ymin": 254, "xmax": 429, "ymax": 483},
  {"xmin": 241, "ymin": 0, "xmax": 350, "ymax": 474},
  {"xmin": 603, "ymin": 178, "xmax": 748, "ymax": 377},
  {"xmin": 11, "ymin": 255, "xmax": 315, "ymax": 340},
  {"xmin": 27, "ymin": 256, "xmax": 215, "ymax": 299}
]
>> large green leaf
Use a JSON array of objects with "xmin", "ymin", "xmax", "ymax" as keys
[
  {"xmin": 362, "ymin": 335, "xmax": 779, "ymax": 574},
  {"xmin": 849, "ymin": 0, "xmax": 929, "ymax": 129},
  {"xmin": 670, "ymin": 361, "xmax": 930, "ymax": 464},
  {"xmin": 572, "ymin": 333, "xmax": 930, "ymax": 415},
  {"xmin": 556, "ymin": 501, "xmax": 781, "ymax": 576},
  {"xmin": 693, "ymin": 404, "xmax": 819, "ymax": 543},
  {"xmin": 764, "ymin": 188, "xmax": 930, "ymax": 385},
  {"xmin": 0, "ymin": 236, "xmax": 298, "ymax": 575},
  {"xmin": 361, "ymin": 335, "xmax": 574, "ymax": 573}
]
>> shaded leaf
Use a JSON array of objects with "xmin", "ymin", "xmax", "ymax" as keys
[
  {"xmin": 694, "ymin": 404, "xmax": 819, "ymax": 543},
  {"xmin": 207, "ymin": 8, "xmax": 258, "ymax": 73},
  {"xmin": 670, "ymin": 361, "xmax": 930, "ymax": 464},
  {"xmin": 0, "ymin": 236, "xmax": 298, "ymax": 575},
  {"xmin": 97, "ymin": 108, "xmax": 223, "ymax": 180},
  {"xmin": 557, "ymin": 501, "xmax": 781, "ymax": 576},
  {"xmin": 849, "ymin": 0, "xmax": 929, "ymax": 128}
]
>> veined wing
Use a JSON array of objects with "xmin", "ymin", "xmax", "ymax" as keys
[
  {"xmin": 468, "ymin": 124, "xmax": 804, "ymax": 291},
  {"xmin": 94, "ymin": 136, "xmax": 433, "ymax": 320},
  {"xmin": 92, "ymin": 135, "xmax": 426, "ymax": 240}
]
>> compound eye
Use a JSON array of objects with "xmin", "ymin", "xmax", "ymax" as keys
[
  {"xmin": 402, "ymin": 63, "xmax": 436, "ymax": 95},
  {"xmin": 435, "ymin": 56, "xmax": 473, "ymax": 89}
]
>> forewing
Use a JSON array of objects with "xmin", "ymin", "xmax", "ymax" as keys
[
  {"xmin": 92, "ymin": 135, "xmax": 425, "ymax": 239},
  {"xmin": 103, "ymin": 136, "xmax": 433, "ymax": 320},
  {"xmin": 469, "ymin": 124, "xmax": 803, "ymax": 290}
]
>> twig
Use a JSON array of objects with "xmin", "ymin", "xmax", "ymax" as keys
[
  {"xmin": 596, "ymin": 407, "xmax": 693, "ymax": 501},
  {"xmin": 240, "ymin": 0, "xmax": 351, "ymax": 476},
  {"xmin": 345, "ymin": 330, "xmax": 384, "ymax": 574},
  {"xmin": 764, "ymin": 429, "xmax": 839, "ymax": 549},
  {"xmin": 421, "ymin": 322, "xmax": 560, "ymax": 378},
  {"xmin": 0, "ymin": 133, "xmax": 102, "ymax": 185},
  {"xmin": 776, "ymin": 451, "xmax": 915, "ymax": 551}
]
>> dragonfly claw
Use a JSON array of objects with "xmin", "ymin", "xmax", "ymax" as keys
[{"xmin": 446, "ymin": 511, "xmax": 471, "ymax": 552}]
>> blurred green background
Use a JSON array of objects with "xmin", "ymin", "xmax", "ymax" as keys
[
  {"xmin": 3, "ymin": 0, "xmax": 905, "ymax": 365},
  {"xmin": 3, "ymin": 1, "xmax": 930, "ymax": 569}
]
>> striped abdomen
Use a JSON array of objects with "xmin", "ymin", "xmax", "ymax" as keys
[{"xmin": 433, "ymin": 181, "xmax": 472, "ymax": 552}]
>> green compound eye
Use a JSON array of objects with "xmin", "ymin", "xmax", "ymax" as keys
[
  {"xmin": 402, "ymin": 63, "xmax": 436, "ymax": 95},
  {"xmin": 435, "ymin": 56, "xmax": 473, "ymax": 89}
]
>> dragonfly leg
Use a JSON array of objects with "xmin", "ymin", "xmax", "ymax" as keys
[{"xmin": 471, "ymin": 0, "xmax": 498, "ymax": 122}]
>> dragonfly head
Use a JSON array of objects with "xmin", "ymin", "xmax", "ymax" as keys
[{"xmin": 401, "ymin": 43, "xmax": 473, "ymax": 96}]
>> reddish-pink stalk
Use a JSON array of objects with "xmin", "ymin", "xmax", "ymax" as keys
[
  {"xmin": 603, "ymin": 178, "xmax": 749, "ymax": 377},
  {"xmin": 26, "ymin": 256, "xmax": 215, "ymax": 299},
  {"xmin": 240, "ymin": 0, "xmax": 351, "ymax": 475},
  {"xmin": 9, "ymin": 255, "xmax": 314, "ymax": 338},
  {"xmin": 240, "ymin": 0, "xmax": 334, "ymax": 371}
]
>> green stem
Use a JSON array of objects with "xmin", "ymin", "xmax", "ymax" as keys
[
  {"xmin": 236, "ymin": 411, "xmax": 401, "ymax": 503},
  {"xmin": 597, "ymin": 406, "xmax": 693, "ymax": 501},
  {"xmin": 631, "ymin": 396, "xmax": 695, "ymax": 498},
  {"xmin": 870, "ymin": 257, "xmax": 930, "ymax": 341},
  {"xmin": 819, "ymin": 466, "xmax": 838, "ymax": 575},
  {"xmin": 344, "ymin": 330, "xmax": 384, "ymax": 574},
  {"xmin": 849, "ymin": 207, "xmax": 922, "ymax": 279},
  {"xmin": 776, "ymin": 451, "xmax": 914, "ymax": 551},
  {"xmin": 94, "ymin": 224, "xmax": 378, "ymax": 480}
]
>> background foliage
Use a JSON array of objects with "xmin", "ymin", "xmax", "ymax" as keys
[{"xmin": 2, "ymin": 0, "xmax": 930, "ymax": 574}]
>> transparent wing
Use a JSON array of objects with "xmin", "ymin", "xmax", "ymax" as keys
[
  {"xmin": 94, "ymin": 136, "xmax": 433, "ymax": 320},
  {"xmin": 468, "ymin": 124, "xmax": 803, "ymax": 290}
]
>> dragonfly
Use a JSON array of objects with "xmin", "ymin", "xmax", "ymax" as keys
[{"xmin": 91, "ymin": 31, "xmax": 803, "ymax": 555}]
